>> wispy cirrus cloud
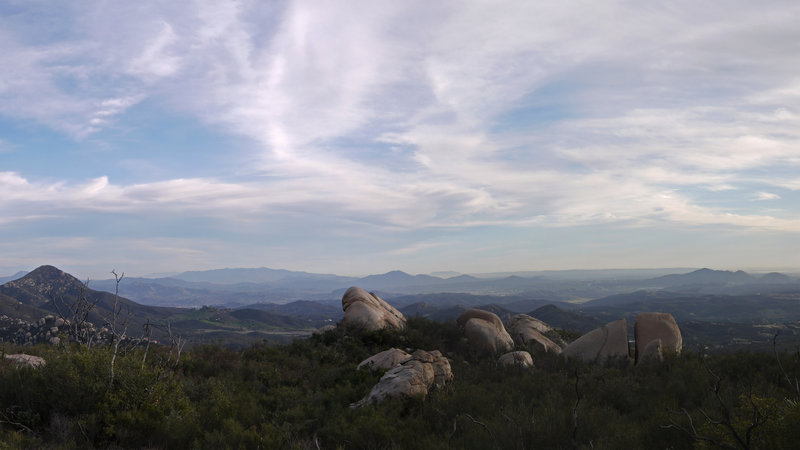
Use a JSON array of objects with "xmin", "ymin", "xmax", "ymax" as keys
[{"xmin": 2, "ymin": 1, "xmax": 800, "ymax": 276}]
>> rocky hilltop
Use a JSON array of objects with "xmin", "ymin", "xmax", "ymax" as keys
[{"xmin": 0, "ymin": 266, "xmax": 186, "ymax": 346}]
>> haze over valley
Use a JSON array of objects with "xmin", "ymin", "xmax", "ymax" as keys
[{"xmin": 3, "ymin": 264, "xmax": 800, "ymax": 352}]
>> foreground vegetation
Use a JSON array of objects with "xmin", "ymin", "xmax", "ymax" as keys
[{"xmin": 1, "ymin": 318, "xmax": 800, "ymax": 449}]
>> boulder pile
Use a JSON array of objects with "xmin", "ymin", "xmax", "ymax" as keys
[
  {"xmin": 0, "ymin": 314, "xmax": 108, "ymax": 347},
  {"xmin": 4, "ymin": 353, "xmax": 46, "ymax": 368},
  {"xmin": 352, "ymin": 349, "xmax": 453, "ymax": 407}
]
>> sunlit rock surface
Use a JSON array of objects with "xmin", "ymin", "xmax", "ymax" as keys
[
  {"xmin": 458, "ymin": 309, "xmax": 514, "ymax": 355},
  {"xmin": 634, "ymin": 312, "xmax": 681, "ymax": 361},
  {"xmin": 562, "ymin": 319, "xmax": 630, "ymax": 363},
  {"xmin": 341, "ymin": 287, "xmax": 406, "ymax": 331},
  {"xmin": 357, "ymin": 348, "xmax": 412, "ymax": 371}
]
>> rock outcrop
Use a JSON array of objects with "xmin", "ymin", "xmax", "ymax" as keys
[
  {"xmin": 0, "ymin": 313, "xmax": 145, "ymax": 348},
  {"xmin": 507, "ymin": 314, "xmax": 551, "ymax": 334},
  {"xmin": 353, "ymin": 350, "xmax": 452, "ymax": 407},
  {"xmin": 499, "ymin": 351, "xmax": 533, "ymax": 368},
  {"xmin": 506, "ymin": 314, "xmax": 562, "ymax": 355},
  {"xmin": 0, "ymin": 314, "xmax": 97, "ymax": 346},
  {"xmin": 357, "ymin": 348, "xmax": 412, "ymax": 371},
  {"xmin": 634, "ymin": 312, "xmax": 681, "ymax": 361},
  {"xmin": 561, "ymin": 319, "xmax": 630, "ymax": 363},
  {"xmin": 341, "ymin": 287, "xmax": 406, "ymax": 331},
  {"xmin": 458, "ymin": 309, "xmax": 514, "ymax": 355},
  {"xmin": 4, "ymin": 353, "xmax": 46, "ymax": 368}
]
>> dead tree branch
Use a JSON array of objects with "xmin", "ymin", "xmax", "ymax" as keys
[
  {"xmin": 773, "ymin": 331, "xmax": 800, "ymax": 399},
  {"xmin": 53, "ymin": 280, "xmax": 99, "ymax": 350}
]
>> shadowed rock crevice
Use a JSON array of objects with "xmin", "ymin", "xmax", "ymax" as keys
[
  {"xmin": 634, "ymin": 312, "xmax": 682, "ymax": 363},
  {"xmin": 561, "ymin": 319, "xmax": 630, "ymax": 363},
  {"xmin": 506, "ymin": 314, "xmax": 562, "ymax": 355}
]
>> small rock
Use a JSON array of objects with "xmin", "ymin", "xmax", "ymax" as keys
[{"xmin": 499, "ymin": 351, "xmax": 534, "ymax": 368}]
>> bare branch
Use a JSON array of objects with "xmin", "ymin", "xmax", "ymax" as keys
[
  {"xmin": 773, "ymin": 331, "xmax": 800, "ymax": 399},
  {"xmin": 663, "ymin": 408, "xmax": 738, "ymax": 450}
]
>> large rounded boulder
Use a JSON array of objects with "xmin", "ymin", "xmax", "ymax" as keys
[
  {"xmin": 341, "ymin": 287, "xmax": 407, "ymax": 331},
  {"xmin": 458, "ymin": 309, "xmax": 514, "ymax": 355},
  {"xmin": 456, "ymin": 309, "xmax": 506, "ymax": 329},
  {"xmin": 506, "ymin": 314, "xmax": 562, "ymax": 355},
  {"xmin": 634, "ymin": 312, "xmax": 681, "ymax": 362},
  {"xmin": 561, "ymin": 319, "xmax": 630, "ymax": 363}
]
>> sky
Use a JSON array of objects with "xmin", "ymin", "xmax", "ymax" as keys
[{"xmin": 1, "ymin": 1, "xmax": 799, "ymax": 279}]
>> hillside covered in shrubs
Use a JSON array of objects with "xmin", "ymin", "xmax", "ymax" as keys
[{"xmin": 2, "ymin": 317, "xmax": 800, "ymax": 449}]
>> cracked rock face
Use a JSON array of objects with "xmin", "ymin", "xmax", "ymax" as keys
[
  {"xmin": 634, "ymin": 312, "xmax": 681, "ymax": 362},
  {"xmin": 561, "ymin": 319, "xmax": 630, "ymax": 363},
  {"xmin": 506, "ymin": 314, "xmax": 562, "ymax": 355},
  {"xmin": 458, "ymin": 309, "xmax": 514, "ymax": 355},
  {"xmin": 357, "ymin": 348, "xmax": 412, "ymax": 371},
  {"xmin": 341, "ymin": 287, "xmax": 407, "ymax": 331},
  {"xmin": 352, "ymin": 350, "xmax": 452, "ymax": 408}
]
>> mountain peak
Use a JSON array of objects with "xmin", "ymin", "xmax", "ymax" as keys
[
  {"xmin": 655, "ymin": 268, "xmax": 754, "ymax": 286},
  {"xmin": 4, "ymin": 265, "xmax": 87, "ymax": 301}
]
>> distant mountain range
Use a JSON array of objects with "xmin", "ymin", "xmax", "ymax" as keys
[
  {"xmin": 3, "ymin": 266, "xmax": 798, "ymax": 312},
  {"xmin": 0, "ymin": 271, "xmax": 27, "ymax": 284},
  {"xmin": 83, "ymin": 267, "xmax": 799, "ymax": 308},
  {"xmin": 3, "ymin": 265, "xmax": 800, "ymax": 350}
]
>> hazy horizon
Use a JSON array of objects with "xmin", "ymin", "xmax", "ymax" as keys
[
  {"xmin": 4, "ymin": 264, "xmax": 800, "ymax": 283},
  {"xmin": 2, "ymin": 2, "xmax": 798, "ymax": 278}
]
